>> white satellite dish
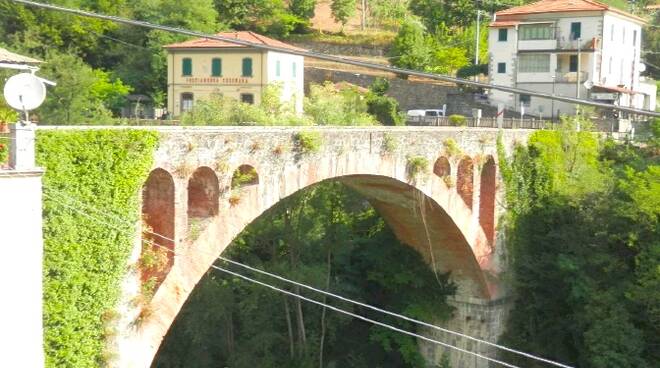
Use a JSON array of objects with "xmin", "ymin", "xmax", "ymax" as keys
[{"xmin": 3, "ymin": 72, "xmax": 47, "ymax": 112}]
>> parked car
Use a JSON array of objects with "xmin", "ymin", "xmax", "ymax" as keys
[{"xmin": 406, "ymin": 106, "xmax": 447, "ymax": 124}]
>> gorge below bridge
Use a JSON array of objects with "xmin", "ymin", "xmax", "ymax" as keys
[{"xmin": 54, "ymin": 126, "xmax": 532, "ymax": 368}]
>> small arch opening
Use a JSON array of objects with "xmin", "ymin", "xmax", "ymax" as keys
[
  {"xmin": 141, "ymin": 168, "xmax": 175, "ymax": 289},
  {"xmin": 433, "ymin": 156, "xmax": 451, "ymax": 177},
  {"xmin": 231, "ymin": 165, "xmax": 259, "ymax": 189},
  {"xmin": 479, "ymin": 156, "xmax": 497, "ymax": 244},
  {"xmin": 457, "ymin": 156, "xmax": 474, "ymax": 208},
  {"xmin": 188, "ymin": 167, "xmax": 220, "ymax": 219}
]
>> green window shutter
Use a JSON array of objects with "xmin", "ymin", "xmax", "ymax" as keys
[
  {"xmin": 182, "ymin": 58, "xmax": 192, "ymax": 76},
  {"xmin": 570, "ymin": 22, "xmax": 581, "ymax": 40},
  {"xmin": 212, "ymin": 58, "xmax": 222, "ymax": 76},
  {"xmin": 276, "ymin": 60, "xmax": 281, "ymax": 77},
  {"xmin": 292, "ymin": 62, "xmax": 296, "ymax": 78},
  {"xmin": 498, "ymin": 28, "xmax": 508, "ymax": 42},
  {"xmin": 242, "ymin": 58, "xmax": 253, "ymax": 77}
]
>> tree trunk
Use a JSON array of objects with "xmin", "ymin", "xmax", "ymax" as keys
[
  {"xmin": 284, "ymin": 296, "xmax": 295, "ymax": 359},
  {"xmin": 319, "ymin": 249, "xmax": 332, "ymax": 368}
]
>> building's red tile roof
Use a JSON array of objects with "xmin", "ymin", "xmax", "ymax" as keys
[
  {"xmin": 164, "ymin": 31, "xmax": 306, "ymax": 52},
  {"xmin": 495, "ymin": 0, "xmax": 645, "ymax": 23},
  {"xmin": 489, "ymin": 20, "xmax": 520, "ymax": 27}
]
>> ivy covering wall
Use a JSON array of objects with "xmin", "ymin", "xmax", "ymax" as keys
[{"xmin": 36, "ymin": 130, "xmax": 159, "ymax": 367}]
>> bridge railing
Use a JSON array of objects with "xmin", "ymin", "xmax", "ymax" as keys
[
  {"xmin": 406, "ymin": 116, "xmax": 622, "ymax": 132},
  {"xmin": 406, "ymin": 116, "xmax": 553, "ymax": 129}
]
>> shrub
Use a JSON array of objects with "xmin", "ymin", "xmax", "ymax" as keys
[
  {"xmin": 382, "ymin": 133, "xmax": 398, "ymax": 154},
  {"xmin": 443, "ymin": 138, "xmax": 462, "ymax": 157},
  {"xmin": 294, "ymin": 131, "xmax": 322, "ymax": 154},
  {"xmin": 304, "ymin": 82, "xmax": 377, "ymax": 126},
  {"xmin": 407, "ymin": 156, "xmax": 430, "ymax": 180},
  {"xmin": 367, "ymin": 94, "xmax": 404, "ymax": 126},
  {"xmin": 231, "ymin": 166, "xmax": 259, "ymax": 189},
  {"xmin": 0, "ymin": 142, "xmax": 8, "ymax": 165},
  {"xmin": 449, "ymin": 114, "xmax": 467, "ymax": 127}
]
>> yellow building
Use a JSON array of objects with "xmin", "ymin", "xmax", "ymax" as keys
[{"xmin": 164, "ymin": 31, "xmax": 305, "ymax": 117}]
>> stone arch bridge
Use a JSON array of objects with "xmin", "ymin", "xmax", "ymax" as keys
[{"xmin": 114, "ymin": 126, "xmax": 531, "ymax": 368}]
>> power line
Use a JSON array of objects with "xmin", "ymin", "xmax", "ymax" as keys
[
  {"xmin": 9, "ymin": 0, "xmax": 660, "ymax": 118},
  {"xmin": 39, "ymin": 191, "xmax": 522, "ymax": 368},
  {"xmin": 42, "ymin": 186, "xmax": 576, "ymax": 368},
  {"xmin": 211, "ymin": 264, "xmax": 522, "ymax": 368},
  {"xmin": 218, "ymin": 256, "xmax": 574, "ymax": 368}
]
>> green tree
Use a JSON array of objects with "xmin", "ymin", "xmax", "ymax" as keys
[
  {"xmin": 331, "ymin": 0, "xmax": 356, "ymax": 31},
  {"xmin": 498, "ymin": 120, "xmax": 660, "ymax": 367},
  {"xmin": 38, "ymin": 52, "xmax": 131, "ymax": 124},
  {"xmin": 290, "ymin": 0, "xmax": 317, "ymax": 20},
  {"xmin": 389, "ymin": 19, "xmax": 433, "ymax": 71}
]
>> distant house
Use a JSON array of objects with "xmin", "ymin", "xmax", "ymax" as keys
[
  {"xmin": 487, "ymin": 0, "xmax": 656, "ymax": 117},
  {"xmin": 164, "ymin": 31, "xmax": 305, "ymax": 117}
]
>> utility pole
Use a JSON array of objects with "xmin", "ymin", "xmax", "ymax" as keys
[
  {"xmin": 475, "ymin": 9, "xmax": 481, "ymax": 82},
  {"xmin": 361, "ymin": 0, "xmax": 367, "ymax": 31},
  {"xmin": 576, "ymin": 38, "xmax": 581, "ymax": 99}
]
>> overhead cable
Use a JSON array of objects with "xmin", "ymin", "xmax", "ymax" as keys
[
  {"xmin": 39, "ymin": 190, "xmax": 521, "ymax": 368},
  {"xmin": 9, "ymin": 0, "xmax": 660, "ymax": 117},
  {"xmin": 42, "ymin": 186, "xmax": 575, "ymax": 368}
]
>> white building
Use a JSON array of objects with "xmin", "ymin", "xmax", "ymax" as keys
[
  {"xmin": 164, "ymin": 31, "xmax": 305, "ymax": 116},
  {"xmin": 487, "ymin": 0, "xmax": 656, "ymax": 117}
]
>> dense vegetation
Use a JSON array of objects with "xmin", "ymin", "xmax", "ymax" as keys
[
  {"xmin": 0, "ymin": 0, "xmax": 656, "ymax": 123},
  {"xmin": 498, "ymin": 117, "xmax": 660, "ymax": 367},
  {"xmin": 36, "ymin": 130, "xmax": 159, "ymax": 367},
  {"xmin": 181, "ymin": 79, "xmax": 403, "ymax": 126},
  {"xmin": 153, "ymin": 182, "xmax": 456, "ymax": 367}
]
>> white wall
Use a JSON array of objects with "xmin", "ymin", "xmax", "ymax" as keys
[
  {"xmin": 0, "ymin": 169, "xmax": 44, "ymax": 368},
  {"xmin": 600, "ymin": 13, "xmax": 642, "ymax": 90},
  {"xmin": 266, "ymin": 51, "xmax": 305, "ymax": 113},
  {"xmin": 488, "ymin": 26, "xmax": 518, "ymax": 109}
]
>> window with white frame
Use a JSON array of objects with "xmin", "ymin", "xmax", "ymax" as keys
[
  {"xmin": 518, "ymin": 54, "xmax": 550, "ymax": 73},
  {"xmin": 519, "ymin": 24, "xmax": 554, "ymax": 40}
]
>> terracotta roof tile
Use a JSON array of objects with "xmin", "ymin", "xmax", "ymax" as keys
[
  {"xmin": 489, "ymin": 20, "xmax": 520, "ymax": 27},
  {"xmin": 495, "ymin": 0, "xmax": 645, "ymax": 23},
  {"xmin": 164, "ymin": 31, "xmax": 306, "ymax": 52}
]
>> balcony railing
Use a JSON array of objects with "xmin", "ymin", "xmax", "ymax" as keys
[
  {"xmin": 556, "ymin": 36, "xmax": 600, "ymax": 51},
  {"xmin": 554, "ymin": 71, "xmax": 590, "ymax": 83}
]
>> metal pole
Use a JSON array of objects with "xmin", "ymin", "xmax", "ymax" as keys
[
  {"xmin": 576, "ymin": 38, "xmax": 581, "ymax": 99},
  {"xmin": 475, "ymin": 10, "xmax": 481, "ymax": 82},
  {"xmin": 551, "ymin": 75, "xmax": 556, "ymax": 123},
  {"xmin": 361, "ymin": 0, "xmax": 366, "ymax": 31}
]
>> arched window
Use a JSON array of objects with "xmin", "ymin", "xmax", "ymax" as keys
[
  {"xmin": 188, "ymin": 167, "xmax": 219, "ymax": 218},
  {"xmin": 457, "ymin": 156, "xmax": 474, "ymax": 208},
  {"xmin": 242, "ymin": 57, "xmax": 253, "ymax": 77},
  {"xmin": 231, "ymin": 165, "xmax": 259, "ymax": 189},
  {"xmin": 479, "ymin": 156, "xmax": 496, "ymax": 243},
  {"xmin": 433, "ymin": 156, "xmax": 451, "ymax": 177}
]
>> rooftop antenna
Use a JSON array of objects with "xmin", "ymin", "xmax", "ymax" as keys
[{"xmin": 3, "ymin": 72, "xmax": 47, "ymax": 124}]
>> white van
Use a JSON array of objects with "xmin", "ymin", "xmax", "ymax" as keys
[{"xmin": 406, "ymin": 105, "xmax": 447, "ymax": 124}]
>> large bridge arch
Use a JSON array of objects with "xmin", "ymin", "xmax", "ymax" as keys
[{"xmin": 114, "ymin": 127, "xmax": 529, "ymax": 368}]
